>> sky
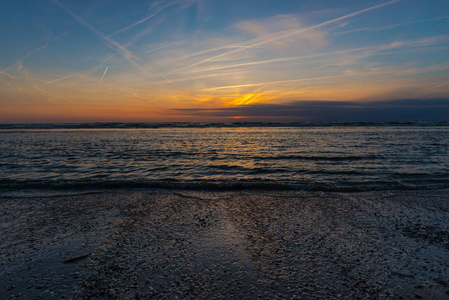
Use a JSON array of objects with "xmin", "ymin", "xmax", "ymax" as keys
[{"xmin": 0, "ymin": 0, "xmax": 448, "ymax": 123}]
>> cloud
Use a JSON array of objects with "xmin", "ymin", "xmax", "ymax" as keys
[
  {"xmin": 175, "ymin": 0, "xmax": 404, "ymax": 72},
  {"xmin": 107, "ymin": 0, "xmax": 193, "ymax": 38},
  {"xmin": 50, "ymin": 0, "xmax": 175, "ymax": 87},
  {"xmin": 0, "ymin": 43, "xmax": 49, "ymax": 77},
  {"xmin": 235, "ymin": 15, "xmax": 327, "ymax": 51},
  {"xmin": 173, "ymin": 99, "xmax": 449, "ymax": 121},
  {"xmin": 335, "ymin": 15, "xmax": 449, "ymax": 36}
]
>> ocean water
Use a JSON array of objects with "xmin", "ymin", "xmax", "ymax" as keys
[{"xmin": 0, "ymin": 124, "xmax": 448, "ymax": 192}]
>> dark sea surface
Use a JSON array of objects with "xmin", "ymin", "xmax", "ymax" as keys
[{"xmin": 1, "ymin": 123, "xmax": 448, "ymax": 192}]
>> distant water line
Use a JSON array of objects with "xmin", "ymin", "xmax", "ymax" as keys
[{"xmin": 1, "ymin": 121, "xmax": 448, "ymax": 130}]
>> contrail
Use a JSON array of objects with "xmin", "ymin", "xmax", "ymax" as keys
[
  {"xmin": 47, "ymin": 55, "xmax": 114, "ymax": 84},
  {"xmin": 202, "ymin": 62, "xmax": 449, "ymax": 92},
  {"xmin": 186, "ymin": 47, "xmax": 372, "ymax": 75},
  {"xmin": 418, "ymin": 81, "xmax": 449, "ymax": 95},
  {"xmin": 50, "ymin": 0, "xmax": 176, "ymax": 88},
  {"xmin": 2, "ymin": 31, "xmax": 68, "ymax": 81},
  {"xmin": 108, "ymin": 0, "xmax": 180, "ymax": 37},
  {"xmin": 177, "ymin": 0, "xmax": 404, "ymax": 72},
  {"xmin": 0, "ymin": 69, "xmax": 16, "ymax": 79},
  {"xmin": 153, "ymin": 35, "xmax": 447, "ymax": 87},
  {"xmin": 143, "ymin": 40, "xmax": 185, "ymax": 54},
  {"xmin": 336, "ymin": 15, "xmax": 449, "ymax": 35},
  {"xmin": 238, "ymin": 84, "xmax": 270, "ymax": 105},
  {"xmin": 32, "ymin": 83, "xmax": 52, "ymax": 95},
  {"xmin": 98, "ymin": 66, "xmax": 109, "ymax": 85},
  {"xmin": 46, "ymin": 74, "xmax": 76, "ymax": 84},
  {"xmin": 202, "ymin": 75, "xmax": 347, "ymax": 91},
  {"xmin": 50, "ymin": 0, "xmax": 139, "ymax": 64},
  {"xmin": 0, "ymin": 43, "xmax": 49, "ymax": 75}
]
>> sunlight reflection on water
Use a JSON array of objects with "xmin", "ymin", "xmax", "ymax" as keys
[{"xmin": 0, "ymin": 126, "xmax": 448, "ymax": 191}]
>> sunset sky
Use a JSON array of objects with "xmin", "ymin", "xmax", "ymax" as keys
[{"xmin": 1, "ymin": 0, "xmax": 448, "ymax": 123}]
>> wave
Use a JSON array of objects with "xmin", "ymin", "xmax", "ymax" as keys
[
  {"xmin": 1, "ymin": 121, "xmax": 448, "ymax": 130},
  {"xmin": 251, "ymin": 154, "xmax": 381, "ymax": 161},
  {"xmin": 0, "ymin": 178, "xmax": 447, "ymax": 193}
]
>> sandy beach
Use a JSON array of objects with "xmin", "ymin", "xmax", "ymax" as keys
[{"xmin": 1, "ymin": 189, "xmax": 448, "ymax": 299}]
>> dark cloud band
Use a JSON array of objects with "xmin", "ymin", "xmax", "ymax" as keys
[{"xmin": 173, "ymin": 99, "xmax": 449, "ymax": 121}]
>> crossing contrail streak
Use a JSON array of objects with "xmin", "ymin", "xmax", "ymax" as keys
[
  {"xmin": 175, "ymin": 0, "xmax": 404, "ymax": 73},
  {"xmin": 108, "ymin": 0, "xmax": 180, "ymax": 37},
  {"xmin": 46, "ymin": 75, "xmax": 75, "ymax": 84},
  {"xmin": 50, "ymin": 0, "xmax": 176, "ymax": 88},
  {"xmin": 99, "ymin": 66, "xmax": 109, "ymax": 85}
]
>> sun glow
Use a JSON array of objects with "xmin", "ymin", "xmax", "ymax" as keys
[
  {"xmin": 1, "ymin": 0, "xmax": 448, "ymax": 123},
  {"xmin": 227, "ymin": 94, "xmax": 262, "ymax": 106}
]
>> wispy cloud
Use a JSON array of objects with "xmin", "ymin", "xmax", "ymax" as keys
[
  {"xmin": 180, "ymin": 47, "xmax": 370, "ymax": 75},
  {"xmin": 174, "ymin": 0, "xmax": 404, "ymax": 73},
  {"xmin": 159, "ymin": 33, "xmax": 447, "ymax": 95},
  {"xmin": 335, "ymin": 15, "xmax": 449, "ymax": 35},
  {"xmin": 235, "ymin": 14, "xmax": 328, "ymax": 51},
  {"xmin": 107, "ymin": 0, "xmax": 182, "ymax": 37},
  {"xmin": 5, "ymin": 0, "xmax": 449, "ymax": 123},
  {"xmin": 142, "ymin": 40, "xmax": 186, "ymax": 54},
  {"xmin": 201, "ymin": 75, "xmax": 344, "ymax": 91}
]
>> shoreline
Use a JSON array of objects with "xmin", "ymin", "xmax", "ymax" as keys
[{"xmin": 1, "ymin": 189, "xmax": 448, "ymax": 299}]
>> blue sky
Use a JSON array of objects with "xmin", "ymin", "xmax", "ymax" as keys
[{"xmin": 0, "ymin": 0, "xmax": 448, "ymax": 122}]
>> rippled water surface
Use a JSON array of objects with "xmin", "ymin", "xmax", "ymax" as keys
[{"xmin": 1, "ymin": 126, "xmax": 448, "ymax": 191}]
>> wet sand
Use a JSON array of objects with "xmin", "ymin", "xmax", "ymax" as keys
[{"xmin": 1, "ymin": 190, "xmax": 449, "ymax": 299}]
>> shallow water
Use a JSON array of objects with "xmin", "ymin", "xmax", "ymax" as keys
[{"xmin": 0, "ymin": 125, "xmax": 448, "ymax": 191}]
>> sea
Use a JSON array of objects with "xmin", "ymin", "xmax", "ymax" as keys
[{"xmin": 0, "ymin": 122, "xmax": 448, "ymax": 193}]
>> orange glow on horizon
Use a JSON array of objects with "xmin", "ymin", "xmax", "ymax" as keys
[{"xmin": 1, "ymin": 0, "xmax": 448, "ymax": 124}]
